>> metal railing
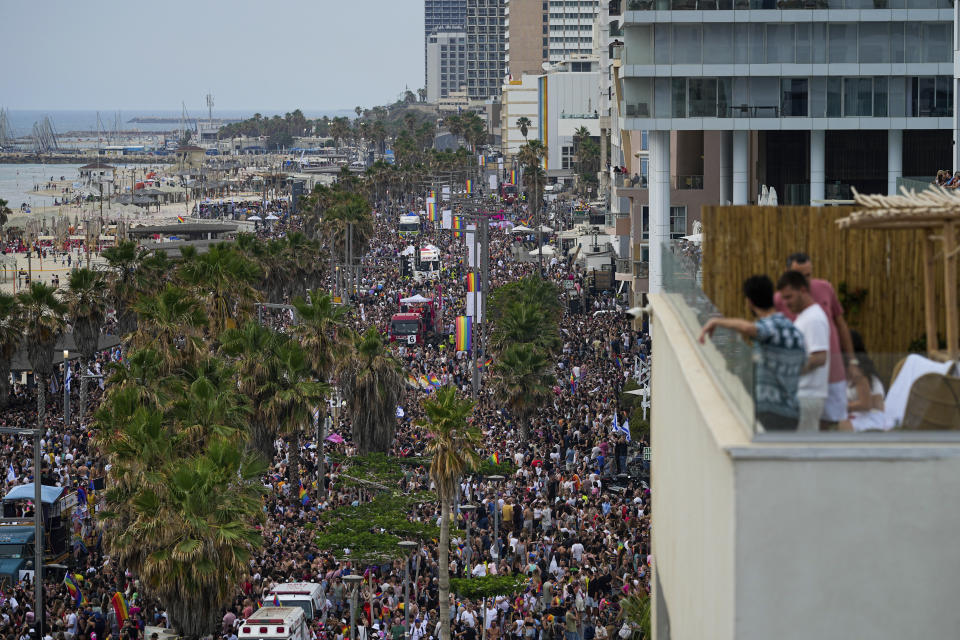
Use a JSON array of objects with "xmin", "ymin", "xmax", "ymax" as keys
[{"xmin": 559, "ymin": 113, "xmax": 600, "ymax": 119}]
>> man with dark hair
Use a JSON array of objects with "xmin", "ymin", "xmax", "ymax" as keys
[
  {"xmin": 776, "ymin": 252, "xmax": 853, "ymax": 426},
  {"xmin": 776, "ymin": 270, "xmax": 831, "ymax": 431},
  {"xmin": 699, "ymin": 275, "xmax": 806, "ymax": 431}
]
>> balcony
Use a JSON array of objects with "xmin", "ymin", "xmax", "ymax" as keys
[
  {"xmin": 674, "ymin": 175, "xmax": 704, "ymax": 190},
  {"xmin": 613, "ymin": 172, "xmax": 646, "ymax": 189},
  {"xmin": 623, "ymin": 102, "xmax": 650, "ymax": 118},
  {"xmin": 626, "ymin": 0, "xmax": 951, "ymax": 10},
  {"xmin": 609, "ymin": 0, "xmax": 622, "ymax": 15}
]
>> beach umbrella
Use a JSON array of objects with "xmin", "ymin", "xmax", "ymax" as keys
[
  {"xmin": 247, "ymin": 215, "xmax": 263, "ymax": 221},
  {"xmin": 265, "ymin": 214, "xmax": 280, "ymax": 221},
  {"xmin": 511, "ymin": 225, "xmax": 534, "ymax": 233}
]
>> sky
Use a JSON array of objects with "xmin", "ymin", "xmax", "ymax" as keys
[{"xmin": 1, "ymin": 0, "xmax": 425, "ymax": 113}]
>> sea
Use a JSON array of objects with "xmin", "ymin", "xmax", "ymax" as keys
[
  {"xmin": 3, "ymin": 108, "xmax": 355, "ymax": 137},
  {"xmin": 0, "ymin": 164, "xmax": 84, "ymax": 208}
]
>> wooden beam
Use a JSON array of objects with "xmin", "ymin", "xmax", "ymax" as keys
[
  {"xmin": 944, "ymin": 221, "xmax": 959, "ymax": 360},
  {"xmin": 922, "ymin": 230, "xmax": 938, "ymax": 355}
]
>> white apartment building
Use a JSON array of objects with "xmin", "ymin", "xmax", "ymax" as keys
[
  {"xmin": 500, "ymin": 75, "xmax": 541, "ymax": 160},
  {"xmin": 548, "ymin": 0, "xmax": 602, "ymax": 61},
  {"xmin": 427, "ymin": 30, "xmax": 468, "ymax": 103}
]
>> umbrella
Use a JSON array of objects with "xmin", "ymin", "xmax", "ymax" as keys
[
  {"xmin": 325, "ymin": 433, "xmax": 345, "ymax": 444},
  {"xmin": 531, "ymin": 246, "xmax": 556, "ymax": 256},
  {"xmin": 511, "ymin": 225, "xmax": 534, "ymax": 233},
  {"xmin": 265, "ymin": 214, "xmax": 280, "ymax": 221},
  {"xmin": 247, "ymin": 215, "xmax": 263, "ymax": 221},
  {"xmin": 400, "ymin": 294, "xmax": 433, "ymax": 303},
  {"xmin": 682, "ymin": 233, "xmax": 702, "ymax": 244}
]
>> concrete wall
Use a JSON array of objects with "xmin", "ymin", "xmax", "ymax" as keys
[
  {"xmin": 735, "ymin": 451, "xmax": 960, "ymax": 640},
  {"xmin": 650, "ymin": 296, "xmax": 740, "ymax": 640},
  {"xmin": 505, "ymin": 0, "xmax": 546, "ymax": 78}
]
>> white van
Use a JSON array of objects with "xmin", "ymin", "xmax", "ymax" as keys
[
  {"xmin": 239, "ymin": 608, "xmax": 310, "ymax": 640},
  {"xmin": 268, "ymin": 582, "xmax": 324, "ymax": 620}
]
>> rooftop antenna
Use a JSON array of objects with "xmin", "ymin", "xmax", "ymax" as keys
[{"xmin": 206, "ymin": 92, "xmax": 214, "ymax": 125}]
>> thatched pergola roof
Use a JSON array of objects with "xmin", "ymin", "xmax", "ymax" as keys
[{"xmin": 837, "ymin": 187, "xmax": 959, "ymax": 360}]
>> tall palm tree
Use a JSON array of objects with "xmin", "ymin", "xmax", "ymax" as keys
[
  {"xmin": 293, "ymin": 291, "xmax": 349, "ymax": 381},
  {"xmin": 177, "ymin": 243, "xmax": 261, "ymax": 336},
  {"xmin": 0, "ymin": 199, "xmax": 10, "ymax": 240},
  {"xmin": 0, "ymin": 294, "xmax": 24, "ymax": 408},
  {"xmin": 17, "ymin": 282, "xmax": 66, "ymax": 425},
  {"xmin": 489, "ymin": 302, "xmax": 560, "ymax": 356},
  {"xmin": 420, "ymin": 387, "xmax": 481, "ymax": 640},
  {"xmin": 493, "ymin": 342, "xmax": 554, "ymax": 441},
  {"xmin": 101, "ymin": 240, "xmax": 150, "ymax": 335},
  {"xmin": 339, "ymin": 327, "xmax": 404, "ymax": 454},
  {"xmin": 63, "ymin": 268, "xmax": 109, "ymax": 419},
  {"xmin": 516, "ymin": 117, "xmax": 532, "ymax": 141},
  {"xmin": 132, "ymin": 284, "xmax": 207, "ymax": 365}
]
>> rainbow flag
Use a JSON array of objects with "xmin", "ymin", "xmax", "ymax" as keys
[
  {"xmin": 419, "ymin": 374, "xmax": 431, "ymax": 390},
  {"xmin": 273, "ymin": 594, "xmax": 282, "ymax": 606},
  {"xmin": 407, "ymin": 374, "xmax": 419, "ymax": 388},
  {"xmin": 570, "ymin": 371, "xmax": 577, "ymax": 393},
  {"xmin": 465, "ymin": 179, "xmax": 472, "ymax": 194},
  {"xmin": 427, "ymin": 201, "xmax": 436, "ymax": 222},
  {"xmin": 466, "ymin": 272, "xmax": 477, "ymax": 292},
  {"xmin": 510, "ymin": 169, "xmax": 517, "ymax": 184},
  {"xmin": 489, "ymin": 452, "xmax": 500, "ymax": 465},
  {"xmin": 430, "ymin": 190, "xmax": 436, "ymax": 200},
  {"xmin": 64, "ymin": 574, "xmax": 82, "ymax": 606},
  {"xmin": 455, "ymin": 316, "xmax": 472, "ymax": 352},
  {"xmin": 299, "ymin": 483, "xmax": 309, "ymax": 505},
  {"xmin": 111, "ymin": 592, "xmax": 129, "ymax": 623},
  {"xmin": 429, "ymin": 374, "xmax": 441, "ymax": 388},
  {"xmin": 256, "ymin": 599, "xmax": 263, "ymax": 609},
  {"xmin": 479, "ymin": 155, "xmax": 486, "ymax": 167},
  {"xmin": 477, "ymin": 357, "xmax": 493, "ymax": 370},
  {"xmin": 452, "ymin": 216, "xmax": 462, "ymax": 239},
  {"xmin": 177, "ymin": 215, "xmax": 185, "ymax": 223}
]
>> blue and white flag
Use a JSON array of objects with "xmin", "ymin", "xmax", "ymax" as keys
[
  {"xmin": 613, "ymin": 412, "xmax": 631, "ymax": 442},
  {"xmin": 6, "ymin": 463, "xmax": 15, "ymax": 483},
  {"xmin": 65, "ymin": 365, "xmax": 72, "ymax": 393}
]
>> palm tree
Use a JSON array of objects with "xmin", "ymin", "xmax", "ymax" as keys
[
  {"xmin": 330, "ymin": 117, "xmax": 351, "ymax": 153},
  {"xmin": 177, "ymin": 243, "xmax": 261, "ymax": 336},
  {"xmin": 493, "ymin": 342, "xmax": 554, "ymax": 441},
  {"xmin": 101, "ymin": 240, "xmax": 151, "ymax": 335},
  {"xmin": 17, "ymin": 282, "xmax": 66, "ymax": 425},
  {"xmin": 293, "ymin": 291, "xmax": 349, "ymax": 381},
  {"xmin": 62, "ymin": 268, "xmax": 109, "ymax": 419},
  {"xmin": 516, "ymin": 117, "xmax": 532, "ymax": 141},
  {"xmin": 0, "ymin": 199, "xmax": 10, "ymax": 240},
  {"xmin": 489, "ymin": 302, "xmax": 559, "ymax": 356},
  {"xmin": 419, "ymin": 387, "xmax": 481, "ymax": 640},
  {"xmin": 132, "ymin": 284, "xmax": 207, "ymax": 366},
  {"xmin": 0, "ymin": 294, "xmax": 24, "ymax": 408},
  {"xmin": 339, "ymin": 327, "xmax": 404, "ymax": 454}
]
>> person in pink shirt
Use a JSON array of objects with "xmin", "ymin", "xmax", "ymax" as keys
[{"xmin": 774, "ymin": 252, "xmax": 854, "ymax": 428}]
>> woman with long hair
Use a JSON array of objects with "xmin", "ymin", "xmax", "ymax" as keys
[{"xmin": 839, "ymin": 330, "xmax": 888, "ymax": 431}]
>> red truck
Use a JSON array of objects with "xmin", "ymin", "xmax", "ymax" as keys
[
  {"xmin": 389, "ymin": 296, "xmax": 439, "ymax": 345},
  {"xmin": 500, "ymin": 183, "xmax": 518, "ymax": 204}
]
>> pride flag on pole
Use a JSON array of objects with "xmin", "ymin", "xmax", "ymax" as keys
[
  {"xmin": 511, "ymin": 169, "xmax": 517, "ymax": 184},
  {"xmin": 465, "ymin": 179, "xmax": 473, "ymax": 194},
  {"xmin": 479, "ymin": 155, "xmax": 486, "ymax": 167},
  {"xmin": 455, "ymin": 316, "xmax": 472, "ymax": 352},
  {"xmin": 427, "ymin": 201, "xmax": 436, "ymax": 222},
  {"xmin": 452, "ymin": 216, "xmax": 462, "ymax": 238},
  {"xmin": 111, "ymin": 592, "xmax": 129, "ymax": 623},
  {"xmin": 466, "ymin": 272, "xmax": 477, "ymax": 292},
  {"xmin": 64, "ymin": 574, "xmax": 82, "ymax": 606}
]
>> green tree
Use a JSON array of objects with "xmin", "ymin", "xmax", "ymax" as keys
[
  {"xmin": 330, "ymin": 117, "xmax": 351, "ymax": 152},
  {"xmin": 293, "ymin": 291, "xmax": 349, "ymax": 381},
  {"xmin": 0, "ymin": 294, "xmax": 24, "ymax": 408},
  {"xmin": 177, "ymin": 243, "xmax": 261, "ymax": 336},
  {"xmin": 17, "ymin": 282, "xmax": 66, "ymax": 425},
  {"xmin": 132, "ymin": 285, "xmax": 208, "ymax": 367},
  {"xmin": 420, "ymin": 387, "xmax": 481, "ymax": 640},
  {"xmin": 101, "ymin": 240, "xmax": 152, "ymax": 335},
  {"xmin": 493, "ymin": 342, "xmax": 554, "ymax": 441},
  {"xmin": 340, "ymin": 327, "xmax": 404, "ymax": 454},
  {"xmin": 0, "ymin": 198, "xmax": 10, "ymax": 239},
  {"xmin": 62, "ymin": 268, "xmax": 109, "ymax": 419},
  {"xmin": 515, "ymin": 117, "xmax": 532, "ymax": 141}
]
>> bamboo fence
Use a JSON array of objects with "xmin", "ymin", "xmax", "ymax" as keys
[{"xmin": 701, "ymin": 205, "xmax": 957, "ymax": 359}]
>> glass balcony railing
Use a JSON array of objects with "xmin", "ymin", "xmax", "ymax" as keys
[
  {"xmin": 623, "ymin": 103, "xmax": 651, "ymax": 118},
  {"xmin": 634, "ymin": 260, "xmax": 649, "ymax": 278},
  {"xmin": 613, "ymin": 172, "xmax": 646, "ymax": 188},
  {"xmin": 616, "ymin": 257, "xmax": 631, "ymax": 274},
  {"xmin": 559, "ymin": 112, "xmax": 600, "ymax": 119},
  {"xmin": 627, "ymin": 0, "xmax": 951, "ymax": 10},
  {"xmin": 674, "ymin": 175, "xmax": 704, "ymax": 190}
]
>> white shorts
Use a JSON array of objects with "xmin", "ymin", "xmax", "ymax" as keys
[
  {"xmin": 798, "ymin": 396, "xmax": 826, "ymax": 432},
  {"xmin": 823, "ymin": 381, "xmax": 849, "ymax": 422}
]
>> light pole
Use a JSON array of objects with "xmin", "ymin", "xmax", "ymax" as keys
[
  {"xmin": 62, "ymin": 350, "xmax": 70, "ymax": 426},
  {"xmin": 344, "ymin": 574, "xmax": 364, "ymax": 640},
  {"xmin": 487, "ymin": 476, "xmax": 504, "ymax": 561},
  {"xmin": 398, "ymin": 540, "xmax": 418, "ymax": 635},
  {"xmin": 460, "ymin": 504, "xmax": 476, "ymax": 578}
]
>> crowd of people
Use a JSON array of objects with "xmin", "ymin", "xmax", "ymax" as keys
[
  {"xmin": 0, "ymin": 182, "xmax": 654, "ymax": 640},
  {"xmin": 699, "ymin": 251, "xmax": 887, "ymax": 432}
]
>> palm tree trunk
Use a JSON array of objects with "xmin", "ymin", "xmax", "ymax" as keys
[
  {"xmin": 438, "ymin": 495, "xmax": 452, "ymax": 640},
  {"xmin": 79, "ymin": 356, "xmax": 89, "ymax": 420},
  {"xmin": 0, "ymin": 360, "xmax": 10, "ymax": 408},
  {"xmin": 287, "ymin": 434, "xmax": 301, "ymax": 490},
  {"xmin": 36, "ymin": 374, "xmax": 46, "ymax": 427}
]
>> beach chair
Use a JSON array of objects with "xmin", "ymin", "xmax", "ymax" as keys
[{"xmin": 901, "ymin": 372, "xmax": 960, "ymax": 430}]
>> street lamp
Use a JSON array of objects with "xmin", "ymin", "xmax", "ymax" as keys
[
  {"xmin": 62, "ymin": 350, "xmax": 70, "ymax": 426},
  {"xmin": 398, "ymin": 540, "xmax": 418, "ymax": 635},
  {"xmin": 460, "ymin": 504, "xmax": 476, "ymax": 578},
  {"xmin": 344, "ymin": 574, "xmax": 364, "ymax": 640},
  {"xmin": 487, "ymin": 476, "xmax": 505, "ymax": 561}
]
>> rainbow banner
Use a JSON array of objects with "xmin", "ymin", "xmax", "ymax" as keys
[
  {"xmin": 177, "ymin": 215, "xmax": 185, "ymax": 223},
  {"xmin": 64, "ymin": 574, "xmax": 82, "ymax": 606},
  {"xmin": 299, "ymin": 483, "xmax": 309, "ymax": 505},
  {"xmin": 478, "ymin": 357, "xmax": 493, "ymax": 370},
  {"xmin": 430, "ymin": 190, "xmax": 436, "ymax": 200},
  {"xmin": 489, "ymin": 452, "xmax": 500, "ymax": 464},
  {"xmin": 452, "ymin": 216, "xmax": 463, "ymax": 238},
  {"xmin": 429, "ymin": 374, "xmax": 442, "ymax": 388},
  {"xmin": 510, "ymin": 169, "xmax": 517, "ymax": 184},
  {"xmin": 428, "ymin": 201, "xmax": 437, "ymax": 222},
  {"xmin": 479, "ymin": 155, "xmax": 486, "ymax": 167},
  {"xmin": 466, "ymin": 272, "xmax": 477, "ymax": 292},
  {"xmin": 455, "ymin": 316, "xmax": 472, "ymax": 352},
  {"xmin": 465, "ymin": 179, "xmax": 473, "ymax": 194},
  {"xmin": 273, "ymin": 594, "xmax": 282, "ymax": 606},
  {"xmin": 111, "ymin": 592, "xmax": 129, "ymax": 623}
]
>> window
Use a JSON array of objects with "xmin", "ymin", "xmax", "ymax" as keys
[
  {"xmin": 766, "ymin": 24, "xmax": 795, "ymax": 63},
  {"xmin": 859, "ymin": 23, "xmax": 890, "ymax": 63},
  {"xmin": 672, "ymin": 25, "xmax": 701, "ymax": 64},
  {"xmin": 910, "ymin": 76, "xmax": 953, "ymax": 116},
  {"xmin": 781, "ymin": 78, "xmax": 808, "ymax": 117},
  {"xmin": 688, "ymin": 78, "xmax": 718, "ymax": 117},
  {"xmin": 640, "ymin": 158, "xmax": 649, "ymax": 187},
  {"xmin": 561, "ymin": 145, "xmax": 575, "ymax": 169},
  {"xmin": 828, "ymin": 24, "xmax": 856, "ymax": 63},
  {"xmin": 640, "ymin": 130, "xmax": 648, "ymax": 150},
  {"xmin": 671, "ymin": 78, "xmax": 687, "ymax": 117},
  {"xmin": 670, "ymin": 206, "xmax": 687, "ymax": 238}
]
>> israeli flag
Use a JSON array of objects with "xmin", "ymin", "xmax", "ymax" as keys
[
  {"xmin": 396, "ymin": 406, "xmax": 405, "ymax": 419},
  {"xmin": 613, "ymin": 412, "xmax": 631, "ymax": 442},
  {"xmin": 65, "ymin": 364, "xmax": 72, "ymax": 393}
]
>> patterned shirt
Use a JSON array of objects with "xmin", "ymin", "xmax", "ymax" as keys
[{"xmin": 753, "ymin": 313, "xmax": 806, "ymax": 418}]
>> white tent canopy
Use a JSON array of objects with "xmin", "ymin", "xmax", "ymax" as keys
[
  {"xmin": 683, "ymin": 233, "xmax": 702, "ymax": 244},
  {"xmin": 400, "ymin": 294, "xmax": 433, "ymax": 303},
  {"xmin": 247, "ymin": 215, "xmax": 263, "ymax": 221},
  {"xmin": 400, "ymin": 245, "xmax": 416, "ymax": 256},
  {"xmin": 530, "ymin": 245, "xmax": 557, "ymax": 256},
  {"xmin": 537, "ymin": 225, "xmax": 554, "ymax": 233},
  {"xmin": 511, "ymin": 225, "xmax": 534, "ymax": 233},
  {"xmin": 265, "ymin": 214, "xmax": 280, "ymax": 220}
]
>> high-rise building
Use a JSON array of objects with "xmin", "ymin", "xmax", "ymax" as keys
[
  {"xmin": 504, "ymin": 0, "xmax": 549, "ymax": 79},
  {"xmin": 547, "ymin": 0, "xmax": 600, "ymax": 62},
  {"xmin": 466, "ymin": 0, "xmax": 506, "ymax": 100},
  {"xmin": 427, "ymin": 30, "xmax": 468, "ymax": 103},
  {"xmin": 425, "ymin": 0, "xmax": 468, "ymax": 86},
  {"xmin": 619, "ymin": 0, "xmax": 953, "ymax": 293}
]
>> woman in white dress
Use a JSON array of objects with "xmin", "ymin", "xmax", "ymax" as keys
[{"xmin": 839, "ymin": 331, "xmax": 887, "ymax": 431}]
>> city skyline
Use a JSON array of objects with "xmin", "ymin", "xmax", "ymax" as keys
[{"xmin": 1, "ymin": 0, "xmax": 426, "ymax": 111}]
